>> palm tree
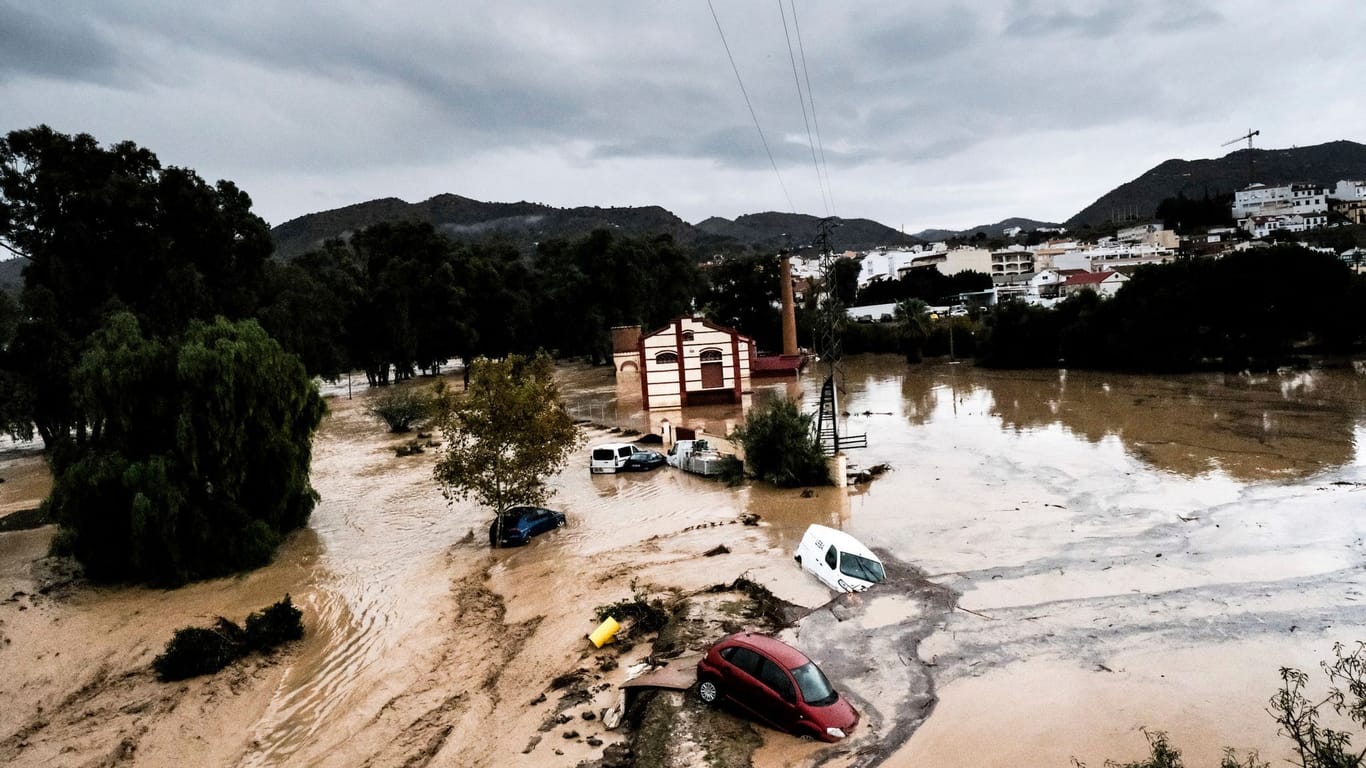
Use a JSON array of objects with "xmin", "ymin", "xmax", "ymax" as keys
[{"xmin": 895, "ymin": 298, "xmax": 932, "ymax": 363}]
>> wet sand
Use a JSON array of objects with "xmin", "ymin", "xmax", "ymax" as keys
[{"xmin": 2, "ymin": 357, "xmax": 1365, "ymax": 766}]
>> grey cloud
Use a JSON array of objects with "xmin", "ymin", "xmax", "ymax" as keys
[{"xmin": 0, "ymin": 2, "xmax": 131, "ymax": 85}]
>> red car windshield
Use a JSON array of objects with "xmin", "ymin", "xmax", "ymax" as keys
[{"xmin": 790, "ymin": 662, "xmax": 837, "ymax": 706}]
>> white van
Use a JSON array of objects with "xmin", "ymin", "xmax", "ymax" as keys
[
  {"xmin": 794, "ymin": 524, "xmax": 886, "ymax": 593},
  {"xmin": 590, "ymin": 443, "xmax": 636, "ymax": 474}
]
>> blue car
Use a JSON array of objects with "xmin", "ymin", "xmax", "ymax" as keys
[{"xmin": 488, "ymin": 506, "xmax": 567, "ymax": 547}]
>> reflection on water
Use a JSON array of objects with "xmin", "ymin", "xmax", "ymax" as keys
[{"xmin": 561, "ymin": 356, "xmax": 1366, "ymax": 482}]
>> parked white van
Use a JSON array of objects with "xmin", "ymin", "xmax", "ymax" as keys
[
  {"xmin": 794, "ymin": 524, "xmax": 886, "ymax": 593},
  {"xmin": 590, "ymin": 443, "xmax": 636, "ymax": 474}
]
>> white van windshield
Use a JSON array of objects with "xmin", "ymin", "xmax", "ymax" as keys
[
  {"xmin": 592, "ymin": 449, "xmax": 616, "ymax": 461},
  {"xmin": 839, "ymin": 552, "xmax": 885, "ymax": 583}
]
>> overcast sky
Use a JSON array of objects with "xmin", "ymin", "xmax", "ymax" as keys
[{"xmin": 2, "ymin": 1, "xmax": 1363, "ymax": 233}]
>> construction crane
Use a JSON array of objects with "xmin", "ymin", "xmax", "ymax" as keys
[{"xmin": 1222, "ymin": 129, "xmax": 1260, "ymax": 187}]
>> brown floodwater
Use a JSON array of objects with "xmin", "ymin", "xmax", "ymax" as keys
[{"xmin": 3, "ymin": 356, "xmax": 1366, "ymax": 767}]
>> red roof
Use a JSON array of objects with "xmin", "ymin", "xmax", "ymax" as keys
[{"xmin": 1063, "ymin": 271, "xmax": 1119, "ymax": 286}]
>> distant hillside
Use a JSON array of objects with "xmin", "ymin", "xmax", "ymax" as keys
[
  {"xmin": 0, "ymin": 257, "xmax": 22, "ymax": 296},
  {"xmin": 271, "ymin": 194, "xmax": 693, "ymax": 260},
  {"xmin": 694, "ymin": 212, "xmax": 918, "ymax": 253},
  {"xmin": 1067, "ymin": 140, "xmax": 1366, "ymax": 228},
  {"xmin": 912, "ymin": 217, "xmax": 1061, "ymax": 242}
]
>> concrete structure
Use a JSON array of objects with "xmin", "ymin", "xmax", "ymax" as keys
[
  {"xmin": 990, "ymin": 246, "xmax": 1034, "ymax": 276},
  {"xmin": 1232, "ymin": 183, "xmax": 1328, "ymax": 218},
  {"xmin": 637, "ymin": 316, "xmax": 753, "ymax": 409},
  {"xmin": 611, "ymin": 325, "xmax": 642, "ymax": 374},
  {"xmin": 1085, "ymin": 243, "xmax": 1177, "ymax": 271},
  {"xmin": 1330, "ymin": 180, "xmax": 1366, "ymax": 202},
  {"xmin": 1116, "ymin": 222, "xmax": 1179, "ymax": 249},
  {"xmin": 779, "ymin": 254, "xmax": 799, "ymax": 356},
  {"xmin": 1061, "ymin": 270, "xmax": 1128, "ymax": 297},
  {"xmin": 1241, "ymin": 213, "xmax": 1329, "ymax": 238}
]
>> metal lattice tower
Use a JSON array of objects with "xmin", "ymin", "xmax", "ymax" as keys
[{"xmin": 810, "ymin": 218, "xmax": 864, "ymax": 454}]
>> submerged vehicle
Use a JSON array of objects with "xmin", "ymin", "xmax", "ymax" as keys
[
  {"xmin": 623, "ymin": 447, "xmax": 666, "ymax": 471},
  {"xmin": 590, "ymin": 443, "xmax": 636, "ymax": 474},
  {"xmin": 695, "ymin": 631, "xmax": 859, "ymax": 741},
  {"xmin": 488, "ymin": 506, "xmax": 566, "ymax": 547},
  {"xmin": 794, "ymin": 524, "xmax": 886, "ymax": 593},
  {"xmin": 665, "ymin": 438, "xmax": 726, "ymax": 477}
]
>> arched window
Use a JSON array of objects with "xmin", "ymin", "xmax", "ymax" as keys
[
  {"xmin": 681, "ymin": 330, "xmax": 695, "ymax": 341},
  {"xmin": 699, "ymin": 348, "xmax": 724, "ymax": 362},
  {"xmin": 655, "ymin": 351, "xmax": 678, "ymax": 365}
]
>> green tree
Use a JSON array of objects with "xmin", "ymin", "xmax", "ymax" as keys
[
  {"xmin": 730, "ymin": 397, "xmax": 830, "ymax": 487},
  {"xmin": 0, "ymin": 126, "xmax": 272, "ymax": 453},
  {"xmin": 701, "ymin": 254, "xmax": 783, "ymax": 350},
  {"xmin": 433, "ymin": 353, "xmax": 581, "ymax": 538},
  {"xmin": 895, "ymin": 298, "xmax": 932, "ymax": 363},
  {"xmin": 45, "ymin": 314, "xmax": 325, "ymax": 585}
]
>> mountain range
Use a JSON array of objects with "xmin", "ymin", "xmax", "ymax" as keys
[
  {"xmin": 268, "ymin": 139, "xmax": 1366, "ymax": 258},
  {"xmin": 3, "ymin": 140, "xmax": 1363, "ymax": 293}
]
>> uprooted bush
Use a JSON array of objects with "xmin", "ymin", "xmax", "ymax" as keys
[
  {"xmin": 595, "ymin": 579, "xmax": 671, "ymax": 635},
  {"xmin": 153, "ymin": 595, "xmax": 304, "ymax": 681},
  {"xmin": 364, "ymin": 384, "xmax": 435, "ymax": 433}
]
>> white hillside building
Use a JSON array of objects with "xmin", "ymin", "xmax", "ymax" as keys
[{"xmin": 1232, "ymin": 183, "xmax": 1327, "ymax": 218}]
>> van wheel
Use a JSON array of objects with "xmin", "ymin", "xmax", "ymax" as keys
[
  {"xmin": 697, "ymin": 677, "xmax": 721, "ymax": 705},
  {"xmin": 794, "ymin": 555, "xmax": 802, "ymax": 565}
]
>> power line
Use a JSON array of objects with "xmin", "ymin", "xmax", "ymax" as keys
[
  {"xmin": 789, "ymin": 0, "xmax": 835, "ymax": 217},
  {"xmin": 778, "ymin": 0, "xmax": 829, "ymax": 217},
  {"xmin": 707, "ymin": 0, "xmax": 796, "ymax": 214}
]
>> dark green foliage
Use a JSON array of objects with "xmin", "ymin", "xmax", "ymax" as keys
[
  {"xmin": 153, "ymin": 597, "xmax": 304, "ymax": 681},
  {"xmin": 535, "ymin": 230, "xmax": 701, "ymax": 362},
  {"xmin": 0, "ymin": 126, "xmax": 273, "ymax": 453},
  {"xmin": 244, "ymin": 595, "xmax": 305, "ymax": 652},
  {"xmin": 978, "ymin": 245, "xmax": 1366, "ymax": 372},
  {"xmin": 702, "ymin": 254, "xmax": 783, "ymax": 350},
  {"xmin": 1155, "ymin": 191, "xmax": 1235, "ymax": 232},
  {"xmin": 45, "ymin": 314, "xmax": 324, "ymax": 585},
  {"xmin": 977, "ymin": 301, "xmax": 1064, "ymax": 368},
  {"xmin": 729, "ymin": 397, "xmax": 830, "ymax": 488},
  {"xmin": 856, "ymin": 267, "xmax": 992, "ymax": 307},
  {"xmin": 153, "ymin": 618, "xmax": 246, "ymax": 682},
  {"xmin": 364, "ymin": 384, "xmax": 435, "ymax": 433}
]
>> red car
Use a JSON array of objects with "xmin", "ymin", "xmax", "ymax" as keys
[{"xmin": 695, "ymin": 632, "xmax": 859, "ymax": 742}]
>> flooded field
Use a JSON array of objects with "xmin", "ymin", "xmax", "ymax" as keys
[{"xmin": 2, "ymin": 355, "xmax": 1365, "ymax": 766}]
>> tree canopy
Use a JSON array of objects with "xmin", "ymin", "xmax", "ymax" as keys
[
  {"xmin": 433, "ymin": 353, "xmax": 580, "ymax": 519},
  {"xmin": 46, "ymin": 314, "xmax": 324, "ymax": 585},
  {"xmin": 0, "ymin": 125, "xmax": 272, "ymax": 451}
]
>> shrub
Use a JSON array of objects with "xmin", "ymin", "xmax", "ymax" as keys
[
  {"xmin": 244, "ymin": 595, "xmax": 305, "ymax": 652},
  {"xmin": 729, "ymin": 397, "xmax": 831, "ymax": 487},
  {"xmin": 365, "ymin": 384, "xmax": 435, "ymax": 433},
  {"xmin": 153, "ymin": 618, "xmax": 246, "ymax": 682},
  {"xmin": 152, "ymin": 596, "xmax": 305, "ymax": 682}
]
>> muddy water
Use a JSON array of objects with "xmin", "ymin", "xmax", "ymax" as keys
[
  {"xmin": 4, "ymin": 357, "xmax": 1366, "ymax": 766},
  {"xmin": 561, "ymin": 357, "xmax": 1366, "ymax": 766}
]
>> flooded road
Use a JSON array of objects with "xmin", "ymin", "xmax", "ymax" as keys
[{"xmin": 2, "ymin": 356, "xmax": 1365, "ymax": 766}]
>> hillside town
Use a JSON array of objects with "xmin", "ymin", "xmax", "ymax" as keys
[{"xmin": 822, "ymin": 178, "xmax": 1366, "ymax": 320}]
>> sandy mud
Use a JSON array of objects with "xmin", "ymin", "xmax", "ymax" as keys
[{"xmin": 2, "ymin": 357, "xmax": 1365, "ymax": 767}]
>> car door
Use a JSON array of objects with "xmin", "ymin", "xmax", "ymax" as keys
[
  {"xmin": 753, "ymin": 657, "xmax": 803, "ymax": 733},
  {"xmin": 720, "ymin": 647, "xmax": 798, "ymax": 732},
  {"xmin": 528, "ymin": 509, "xmax": 553, "ymax": 536}
]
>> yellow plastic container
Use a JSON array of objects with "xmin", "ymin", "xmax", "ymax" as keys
[{"xmin": 588, "ymin": 616, "xmax": 621, "ymax": 648}]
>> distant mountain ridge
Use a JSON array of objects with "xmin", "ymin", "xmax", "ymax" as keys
[
  {"xmin": 271, "ymin": 195, "xmax": 918, "ymax": 259},
  {"xmin": 1067, "ymin": 140, "xmax": 1366, "ymax": 228},
  {"xmin": 267, "ymin": 140, "xmax": 1366, "ymax": 259}
]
